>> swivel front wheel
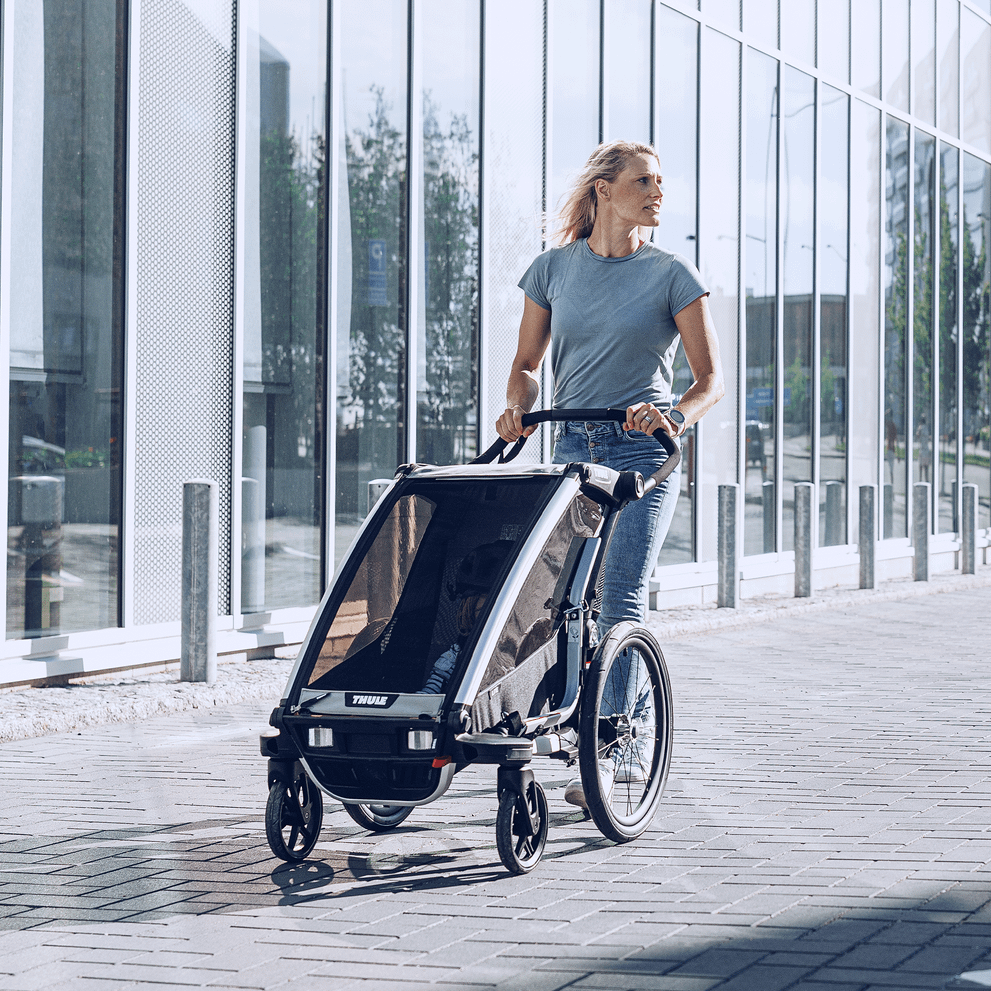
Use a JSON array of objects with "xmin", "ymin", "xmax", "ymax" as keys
[
  {"xmin": 265, "ymin": 765, "xmax": 323, "ymax": 862},
  {"xmin": 495, "ymin": 778, "xmax": 548, "ymax": 875}
]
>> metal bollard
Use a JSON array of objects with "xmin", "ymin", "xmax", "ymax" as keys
[
  {"xmin": 859, "ymin": 484, "xmax": 877, "ymax": 589},
  {"xmin": 762, "ymin": 479, "xmax": 775, "ymax": 554},
  {"xmin": 824, "ymin": 480, "xmax": 844, "ymax": 546},
  {"xmin": 912, "ymin": 481, "xmax": 931, "ymax": 582},
  {"xmin": 717, "ymin": 483, "xmax": 739, "ymax": 608},
  {"xmin": 368, "ymin": 478, "xmax": 391, "ymax": 515},
  {"xmin": 241, "ymin": 425, "xmax": 267, "ymax": 614},
  {"xmin": 961, "ymin": 482, "xmax": 977, "ymax": 575},
  {"xmin": 794, "ymin": 482, "xmax": 814, "ymax": 598},
  {"xmin": 182, "ymin": 480, "xmax": 218, "ymax": 684},
  {"xmin": 13, "ymin": 476, "xmax": 64, "ymax": 636}
]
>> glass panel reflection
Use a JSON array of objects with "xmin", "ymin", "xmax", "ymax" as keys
[
  {"xmin": 242, "ymin": 1, "xmax": 326, "ymax": 612},
  {"xmin": 335, "ymin": 1, "xmax": 408, "ymax": 567},
  {"xmin": 781, "ymin": 66, "xmax": 815, "ymax": 553},
  {"xmin": 818, "ymin": 0, "xmax": 850, "ymax": 83},
  {"xmin": 913, "ymin": 134, "xmax": 936, "ymax": 533},
  {"xmin": 744, "ymin": 50, "xmax": 778, "ymax": 556},
  {"xmin": 7, "ymin": 0, "xmax": 123, "ymax": 639},
  {"xmin": 912, "ymin": 0, "xmax": 936, "ymax": 125},
  {"xmin": 938, "ymin": 146, "xmax": 959, "ymax": 534},
  {"xmin": 706, "ymin": 0, "xmax": 740, "ymax": 32},
  {"xmin": 656, "ymin": 6, "xmax": 699, "ymax": 566},
  {"xmin": 780, "ymin": 0, "xmax": 814, "ymax": 65},
  {"xmin": 962, "ymin": 154, "xmax": 991, "ymax": 530},
  {"xmin": 819, "ymin": 86, "xmax": 849, "ymax": 546},
  {"xmin": 852, "ymin": 0, "xmax": 881, "ymax": 97},
  {"xmin": 606, "ymin": 0, "xmax": 650, "ymax": 143},
  {"xmin": 743, "ymin": 0, "xmax": 777, "ymax": 52},
  {"xmin": 416, "ymin": 0, "xmax": 481, "ymax": 466},
  {"xmin": 883, "ymin": 116, "xmax": 910, "ymax": 539},
  {"xmin": 881, "ymin": 0, "xmax": 909, "ymax": 112},
  {"xmin": 937, "ymin": 0, "xmax": 958, "ymax": 137},
  {"xmin": 961, "ymin": 9, "xmax": 991, "ymax": 156}
]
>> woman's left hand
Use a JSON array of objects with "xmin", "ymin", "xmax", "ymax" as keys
[{"xmin": 625, "ymin": 402, "xmax": 680, "ymax": 438}]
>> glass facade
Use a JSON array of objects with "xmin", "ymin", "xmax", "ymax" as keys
[
  {"xmin": 1, "ymin": 0, "xmax": 990, "ymax": 673},
  {"xmin": 6, "ymin": 1, "xmax": 124, "ymax": 640}
]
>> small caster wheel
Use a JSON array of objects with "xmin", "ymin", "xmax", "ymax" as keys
[
  {"xmin": 496, "ymin": 778, "xmax": 548, "ymax": 875},
  {"xmin": 265, "ymin": 766, "xmax": 323, "ymax": 861}
]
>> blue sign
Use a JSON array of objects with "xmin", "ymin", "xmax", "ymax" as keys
[
  {"xmin": 752, "ymin": 386, "xmax": 774, "ymax": 406},
  {"xmin": 368, "ymin": 239, "xmax": 387, "ymax": 306}
]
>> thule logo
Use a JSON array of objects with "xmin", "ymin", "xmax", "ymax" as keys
[{"xmin": 345, "ymin": 693, "xmax": 397, "ymax": 708}]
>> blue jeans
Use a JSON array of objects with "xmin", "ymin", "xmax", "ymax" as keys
[{"xmin": 553, "ymin": 420, "xmax": 680, "ymax": 634}]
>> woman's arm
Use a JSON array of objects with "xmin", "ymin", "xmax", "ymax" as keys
[
  {"xmin": 632, "ymin": 294, "xmax": 724, "ymax": 439},
  {"xmin": 495, "ymin": 295, "xmax": 552, "ymax": 442}
]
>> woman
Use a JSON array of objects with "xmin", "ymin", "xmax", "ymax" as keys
[{"xmin": 496, "ymin": 141, "xmax": 724, "ymax": 803}]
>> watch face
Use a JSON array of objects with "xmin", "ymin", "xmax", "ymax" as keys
[{"xmin": 669, "ymin": 408, "xmax": 686, "ymax": 425}]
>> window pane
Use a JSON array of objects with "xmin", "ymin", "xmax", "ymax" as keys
[
  {"xmin": 962, "ymin": 154, "xmax": 991, "ymax": 529},
  {"xmin": 913, "ymin": 134, "xmax": 936, "ymax": 530},
  {"xmin": 242, "ymin": 1, "xmax": 327, "ymax": 613},
  {"xmin": 780, "ymin": 0, "xmax": 814, "ymax": 64},
  {"xmin": 820, "ymin": 86, "xmax": 849, "ymax": 546},
  {"xmin": 883, "ymin": 116, "xmax": 910, "ymax": 539},
  {"xmin": 7, "ymin": 1, "xmax": 123, "ymax": 639},
  {"xmin": 416, "ymin": 0, "xmax": 481, "ymax": 466},
  {"xmin": 781, "ymin": 67, "xmax": 815, "ymax": 552},
  {"xmin": 706, "ymin": 0, "xmax": 741, "ymax": 32},
  {"xmin": 962, "ymin": 8, "xmax": 991, "ymax": 155},
  {"xmin": 549, "ymin": 0, "xmax": 599, "ymax": 210},
  {"xmin": 699, "ymin": 28, "xmax": 740, "ymax": 563},
  {"xmin": 743, "ymin": 0, "xmax": 778, "ymax": 51},
  {"xmin": 850, "ymin": 102, "xmax": 881, "ymax": 500},
  {"xmin": 818, "ymin": 0, "xmax": 850, "ymax": 82},
  {"xmin": 937, "ymin": 0, "xmax": 959, "ymax": 137},
  {"xmin": 744, "ymin": 49, "xmax": 778, "ymax": 556},
  {"xmin": 938, "ymin": 145, "xmax": 959, "ymax": 534},
  {"xmin": 852, "ymin": 0, "xmax": 881, "ymax": 97},
  {"xmin": 882, "ymin": 0, "xmax": 909, "ymax": 111},
  {"xmin": 912, "ymin": 0, "xmax": 936, "ymax": 124},
  {"xmin": 656, "ymin": 7, "xmax": 700, "ymax": 565},
  {"xmin": 334, "ymin": 2, "xmax": 408, "ymax": 567},
  {"xmin": 606, "ymin": 0, "xmax": 651, "ymax": 142}
]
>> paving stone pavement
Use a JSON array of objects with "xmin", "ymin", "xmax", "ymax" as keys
[{"xmin": 2, "ymin": 584, "xmax": 991, "ymax": 990}]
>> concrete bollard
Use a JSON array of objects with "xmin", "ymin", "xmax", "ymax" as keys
[
  {"xmin": 182, "ymin": 480, "xmax": 218, "ymax": 683},
  {"xmin": 717, "ymin": 483, "xmax": 739, "ymax": 608},
  {"xmin": 762, "ymin": 479, "xmax": 775, "ymax": 554},
  {"xmin": 913, "ymin": 481, "xmax": 931, "ymax": 582},
  {"xmin": 13, "ymin": 475, "xmax": 64, "ymax": 635},
  {"xmin": 824, "ymin": 480, "xmax": 844, "ymax": 546},
  {"xmin": 859, "ymin": 484, "xmax": 877, "ymax": 589},
  {"xmin": 961, "ymin": 482, "xmax": 977, "ymax": 575},
  {"xmin": 794, "ymin": 482, "xmax": 814, "ymax": 598},
  {"xmin": 883, "ymin": 483, "xmax": 893, "ymax": 538}
]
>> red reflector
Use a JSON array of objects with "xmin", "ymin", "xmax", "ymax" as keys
[{"xmin": 432, "ymin": 756, "xmax": 452, "ymax": 768}]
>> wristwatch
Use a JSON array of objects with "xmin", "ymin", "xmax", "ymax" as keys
[{"xmin": 668, "ymin": 407, "xmax": 686, "ymax": 435}]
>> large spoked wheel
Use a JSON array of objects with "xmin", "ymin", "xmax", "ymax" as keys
[
  {"xmin": 342, "ymin": 803, "xmax": 414, "ymax": 832},
  {"xmin": 265, "ymin": 764, "xmax": 324, "ymax": 862},
  {"xmin": 495, "ymin": 779, "xmax": 549, "ymax": 875},
  {"xmin": 578, "ymin": 623, "xmax": 673, "ymax": 843}
]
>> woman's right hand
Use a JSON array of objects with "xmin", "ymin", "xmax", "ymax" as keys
[{"xmin": 496, "ymin": 404, "xmax": 533, "ymax": 442}]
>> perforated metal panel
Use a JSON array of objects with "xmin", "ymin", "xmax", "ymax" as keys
[
  {"xmin": 132, "ymin": 0, "xmax": 235, "ymax": 624},
  {"xmin": 481, "ymin": 3, "xmax": 546, "ymax": 462}
]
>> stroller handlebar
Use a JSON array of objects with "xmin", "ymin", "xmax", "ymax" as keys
[{"xmin": 471, "ymin": 407, "xmax": 681, "ymax": 497}]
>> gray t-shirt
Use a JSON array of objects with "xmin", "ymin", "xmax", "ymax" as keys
[{"xmin": 518, "ymin": 239, "xmax": 708, "ymax": 410}]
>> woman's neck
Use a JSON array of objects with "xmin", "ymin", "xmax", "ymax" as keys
[{"xmin": 586, "ymin": 224, "xmax": 642, "ymax": 258}]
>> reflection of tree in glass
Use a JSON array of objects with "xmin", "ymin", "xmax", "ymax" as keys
[
  {"xmin": 939, "ymin": 175, "xmax": 958, "ymax": 445},
  {"xmin": 420, "ymin": 94, "xmax": 479, "ymax": 465},
  {"xmin": 343, "ymin": 87, "xmax": 406, "ymax": 450},
  {"xmin": 962, "ymin": 201, "xmax": 989, "ymax": 448}
]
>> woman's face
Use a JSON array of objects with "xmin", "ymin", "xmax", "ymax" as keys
[{"xmin": 600, "ymin": 153, "xmax": 664, "ymax": 229}]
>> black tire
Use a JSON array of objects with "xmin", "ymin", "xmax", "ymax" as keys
[
  {"xmin": 342, "ymin": 803, "xmax": 414, "ymax": 831},
  {"xmin": 495, "ymin": 778, "xmax": 548, "ymax": 875},
  {"xmin": 265, "ymin": 767, "xmax": 323, "ymax": 862},
  {"xmin": 578, "ymin": 622, "xmax": 673, "ymax": 843}
]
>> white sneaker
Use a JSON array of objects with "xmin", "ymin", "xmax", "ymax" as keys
[{"xmin": 564, "ymin": 761, "xmax": 615, "ymax": 809}]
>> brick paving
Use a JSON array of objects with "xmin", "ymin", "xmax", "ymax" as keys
[{"xmin": 1, "ymin": 583, "xmax": 991, "ymax": 989}]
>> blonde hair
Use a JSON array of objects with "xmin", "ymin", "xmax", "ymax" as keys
[{"xmin": 551, "ymin": 140, "xmax": 660, "ymax": 246}]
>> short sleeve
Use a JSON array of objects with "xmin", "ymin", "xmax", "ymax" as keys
[
  {"xmin": 518, "ymin": 253, "xmax": 552, "ymax": 310},
  {"xmin": 668, "ymin": 255, "xmax": 709, "ymax": 318}
]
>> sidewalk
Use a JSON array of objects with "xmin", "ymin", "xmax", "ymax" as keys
[{"xmin": 0, "ymin": 570, "xmax": 990, "ymax": 990}]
